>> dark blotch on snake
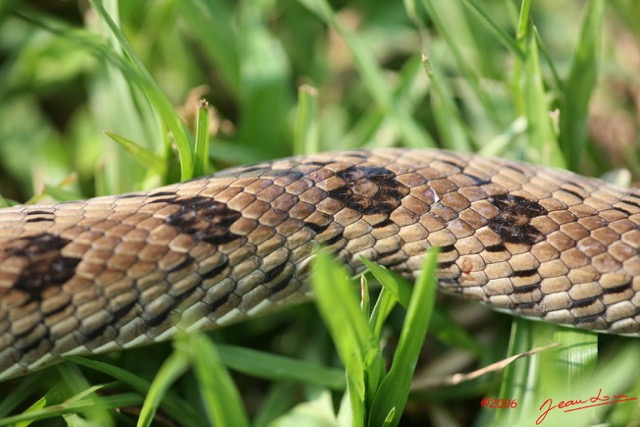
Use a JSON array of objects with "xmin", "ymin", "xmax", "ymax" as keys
[
  {"xmin": 487, "ymin": 194, "xmax": 547, "ymax": 245},
  {"xmin": 328, "ymin": 166, "xmax": 409, "ymax": 216},
  {"xmin": 164, "ymin": 196, "xmax": 242, "ymax": 245},
  {"xmin": 7, "ymin": 233, "xmax": 81, "ymax": 298}
]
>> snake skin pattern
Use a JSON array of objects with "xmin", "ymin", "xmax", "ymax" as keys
[{"xmin": 1, "ymin": 149, "xmax": 639, "ymax": 380}]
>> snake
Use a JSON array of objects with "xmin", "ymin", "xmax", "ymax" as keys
[{"xmin": 0, "ymin": 148, "xmax": 639, "ymax": 381}]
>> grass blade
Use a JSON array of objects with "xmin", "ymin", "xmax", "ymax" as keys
[
  {"xmin": 368, "ymin": 248, "xmax": 439, "ymax": 427},
  {"xmin": 559, "ymin": 0, "xmax": 604, "ymax": 171},
  {"xmin": 460, "ymin": 0, "xmax": 523, "ymax": 58},
  {"xmin": 105, "ymin": 131, "xmax": 165, "ymax": 173},
  {"xmin": 297, "ymin": 0, "xmax": 435, "ymax": 148},
  {"xmin": 88, "ymin": 0, "xmax": 194, "ymax": 180},
  {"xmin": 181, "ymin": 335, "xmax": 250, "ymax": 427},
  {"xmin": 136, "ymin": 350, "xmax": 189, "ymax": 427},
  {"xmin": 215, "ymin": 344, "xmax": 345, "ymax": 390},
  {"xmin": 312, "ymin": 250, "xmax": 385, "ymax": 427},
  {"xmin": 294, "ymin": 84, "xmax": 319, "ymax": 155},
  {"xmin": 62, "ymin": 355, "xmax": 201, "ymax": 425},
  {"xmin": 193, "ymin": 98, "xmax": 210, "ymax": 176},
  {"xmin": 522, "ymin": 23, "xmax": 565, "ymax": 168}
]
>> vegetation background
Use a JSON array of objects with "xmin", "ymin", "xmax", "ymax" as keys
[{"xmin": 0, "ymin": 0, "xmax": 639, "ymax": 426}]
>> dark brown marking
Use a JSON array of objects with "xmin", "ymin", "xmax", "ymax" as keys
[
  {"xmin": 512, "ymin": 283, "xmax": 541, "ymax": 294},
  {"xmin": 201, "ymin": 262, "xmax": 229, "ymax": 281},
  {"xmin": 26, "ymin": 217, "xmax": 54, "ymax": 223},
  {"xmin": 377, "ymin": 247, "xmax": 399, "ymax": 258},
  {"xmin": 305, "ymin": 161, "xmax": 331, "ymax": 167},
  {"xmin": 511, "ymin": 268, "xmax": 538, "ymax": 278},
  {"xmin": 208, "ymin": 293, "xmax": 231, "ymax": 313},
  {"xmin": 150, "ymin": 191, "xmax": 177, "ymax": 198},
  {"xmin": 328, "ymin": 166, "xmax": 409, "ymax": 215},
  {"xmin": 304, "ymin": 221, "xmax": 330, "ymax": 234},
  {"xmin": 485, "ymin": 243, "xmax": 506, "ymax": 252},
  {"xmin": 438, "ymin": 261, "xmax": 456, "ymax": 269},
  {"xmin": 16, "ymin": 337, "xmax": 49, "ymax": 355},
  {"xmin": 147, "ymin": 283, "xmax": 203, "ymax": 328},
  {"xmin": 372, "ymin": 218, "xmax": 394, "ymax": 229},
  {"xmin": 487, "ymin": 195, "xmax": 547, "ymax": 245},
  {"xmin": 85, "ymin": 300, "xmax": 137, "ymax": 342},
  {"xmin": 440, "ymin": 244, "xmax": 456, "ymax": 253},
  {"xmin": 163, "ymin": 196, "xmax": 242, "ymax": 245},
  {"xmin": 269, "ymin": 276, "xmax": 294, "ymax": 294},
  {"xmin": 503, "ymin": 164, "xmax": 527, "ymax": 174},
  {"xmin": 439, "ymin": 159, "xmax": 463, "ymax": 169},
  {"xmin": 515, "ymin": 302, "xmax": 537, "ymax": 310},
  {"xmin": 560, "ymin": 188, "xmax": 585, "ymax": 200},
  {"xmin": 621, "ymin": 198, "xmax": 640, "ymax": 209},
  {"xmin": 572, "ymin": 297, "xmax": 598, "ymax": 309},
  {"xmin": 323, "ymin": 233, "xmax": 344, "ymax": 246},
  {"xmin": 602, "ymin": 283, "xmax": 632, "ymax": 294},
  {"xmin": 575, "ymin": 314, "xmax": 604, "ymax": 325},
  {"xmin": 463, "ymin": 173, "xmax": 490, "ymax": 186},
  {"xmin": 6, "ymin": 234, "xmax": 82, "ymax": 298},
  {"xmin": 613, "ymin": 207, "xmax": 632, "ymax": 216},
  {"xmin": 264, "ymin": 262, "xmax": 287, "ymax": 283},
  {"xmin": 168, "ymin": 255, "xmax": 195, "ymax": 273},
  {"xmin": 25, "ymin": 210, "xmax": 53, "ymax": 216}
]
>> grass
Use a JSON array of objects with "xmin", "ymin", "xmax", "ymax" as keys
[{"xmin": 1, "ymin": 0, "xmax": 640, "ymax": 425}]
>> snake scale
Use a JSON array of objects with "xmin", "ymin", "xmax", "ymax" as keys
[{"xmin": 1, "ymin": 148, "xmax": 639, "ymax": 380}]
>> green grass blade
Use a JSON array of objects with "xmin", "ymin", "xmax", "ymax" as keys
[
  {"xmin": 368, "ymin": 248, "xmax": 439, "ymax": 427},
  {"xmin": 0, "ymin": 374, "xmax": 45, "ymax": 418},
  {"xmin": 294, "ymin": 85, "xmax": 319, "ymax": 156},
  {"xmin": 62, "ymin": 355, "xmax": 201, "ymax": 424},
  {"xmin": 181, "ymin": 335, "xmax": 250, "ymax": 427},
  {"xmin": 0, "ymin": 394, "xmax": 141, "ymax": 427},
  {"xmin": 559, "ymin": 0, "xmax": 604, "ymax": 171},
  {"xmin": 460, "ymin": 0, "xmax": 523, "ymax": 58},
  {"xmin": 361, "ymin": 257, "xmax": 411, "ymax": 307},
  {"xmin": 136, "ymin": 350, "xmax": 189, "ymax": 427},
  {"xmin": 252, "ymin": 383, "xmax": 297, "ymax": 427},
  {"xmin": 236, "ymin": 1, "xmax": 292, "ymax": 157},
  {"xmin": 297, "ymin": 0, "xmax": 435, "ymax": 148},
  {"xmin": 522, "ymin": 24, "xmax": 565, "ymax": 168},
  {"xmin": 14, "ymin": 396, "xmax": 46, "ymax": 427},
  {"xmin": 89, "ymin": 0, "xmax": 193, "ymax": 180},
  {"xmin": 510, "ymin": 0, "xmax": 531, "ymax": 115},
  {"xmin": 105, "ymin": 131, "xmax": 165, "ymax": 173},
  {"xmin": 362, "ymin": 256, "xmax": 480, "ymax": 353},
  {"xmin": 193, "ymin": 98, "xmax": 211, "ymax": 176},
  {"xmin": 215, "ymin": 344, "xmax": 345, "ymax": 390},
  {"xmin": 177, "ymin": 1, "xmax": 240, "ymax": 96},
  {"xmin": 368, "ymin": 288, "xmax": 397, "ymax": 339},
  {"xmin": 312, "ymin": 250, "xmax": 384, "ymax": 427},
  {"xmin": 424, "ymin": 55, "xmax": 474, "ymax": 152},
  {"xmin": 420, "ymin": 0, "xmax": 501, "ymax": 125}
]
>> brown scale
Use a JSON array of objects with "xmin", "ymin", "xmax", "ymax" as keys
[{"xmin": 0, "ymin": 148, "xmax": 639, "ymax": 380}]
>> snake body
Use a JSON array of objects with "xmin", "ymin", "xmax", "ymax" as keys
[{"xmin": 1, "ymin": 149, "xmax": 639, "ymax": 380}]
